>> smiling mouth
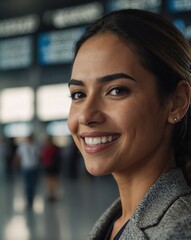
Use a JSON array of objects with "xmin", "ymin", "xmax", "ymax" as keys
[{"xmin": 84, "ymin": 135, "xmax": 120, "ymax": 146}]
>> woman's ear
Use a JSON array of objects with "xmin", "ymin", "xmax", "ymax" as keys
[{"xmin": 168, "ymin": 80, "xmax": 191, "ymax": 124}]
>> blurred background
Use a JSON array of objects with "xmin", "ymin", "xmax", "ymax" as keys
[{"xmin": 0, "ymin": 0, "xmax": 190, "ymax": 239}]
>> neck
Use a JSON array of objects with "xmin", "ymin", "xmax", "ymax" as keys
[{"xmin": 112, "ymin": 154, "xmax": 176, "ymax": 222}]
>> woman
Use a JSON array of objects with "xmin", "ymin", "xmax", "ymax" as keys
[{"xmin": 68, "ymin": 9, "xmax": 191, "ymax": 239}]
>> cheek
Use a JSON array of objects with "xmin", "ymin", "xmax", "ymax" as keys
[
  {"xmin": 68, "ymin": 109, "xmax": 78, "ymax": 134},
  {"xmin": 68, "ymin": 113, "xmax": 81, "ymax": 150},
  {"xmin": 112, "ymin": 101, "xmax": 140, "ymax": 125},
  {"xmin": 120, "ymin": 100, "xmax": 161, "ymax": 134}
]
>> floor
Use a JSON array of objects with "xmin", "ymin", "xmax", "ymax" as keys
[{"xmin": 0, "ymin": 168, "xmax": 119, "ymax": 240}]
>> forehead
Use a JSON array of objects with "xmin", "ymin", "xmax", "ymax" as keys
[
  {"xmin": 72, "ymin": 32, "xmax": 157, "ymax": 88},
  {"xmin": 74, "ymin": 32, "xmax": 137, "ymax": 65},
  {"xmin": 73, "ymin": 33, "xmax": 138, "ymax": 74}
]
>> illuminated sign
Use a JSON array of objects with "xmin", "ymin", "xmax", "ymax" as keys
[
  {"xmin": 0, "ymin": 36, "xmax": 33, "ymax": 70},
  {"xmin": 167, "ymin": 0, "xmax": 191, "ymax": 12},
  {"xmin": 47, "ymin": 120, "xmax": 71, "ymax": 136},
  {"xmin": 0, "ymin": 87, "xmax": 34, "ymax": 123},
  {"xmin": 0, "ymin": 15, "xmax": 39, "ymax": 38},
  {"xmin": 4, "ymin": 123, "xmax": 33, "ymax": 138},
  {"xmin": 107, "ymin": 0, "xmax": 162, "ymax": 12},
  {"xmin": 36, "ymin": 84, "xmax": 71, "ymax": 121},
  {"xmin": 38, "ymin": 27, "xmax": 85, "ymax": 65},
  {"xmin": 43, "ymin": 2, "xmax": 104, "ymax": 28}
]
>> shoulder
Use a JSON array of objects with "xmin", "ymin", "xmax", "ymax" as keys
[
  {"xmin": 166, "ymin": 194, "xmax": 191, "ymax": 231},
  {"xmin": 135, "ymin": 168, "xmax": 191, "ymax": 239},
  {"xmin": 145, "ymin": 194, "xmax": 191, "ymax": 239}
]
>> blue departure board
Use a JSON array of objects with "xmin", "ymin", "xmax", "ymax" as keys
[
  {"xmin": 38, "ymin": 27, "xmax": 85, "ymax": 65},
  {"xmin": 0, "ymin": 36, "xmax": 33, "ymax": 70},
  {"xmin": 167, "ymin": 0, "xmax": 191, "ymax": 13}
]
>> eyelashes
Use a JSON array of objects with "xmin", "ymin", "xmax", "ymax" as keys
[
  {"xmin": 108, "ymin": 86, "xmax": 130, "ymax": 96},
  {"xmin": 69, "ymin": 86, "xmax": 130, "ymax": 101},
  {"xmin": 70, "ymin": 91, "xmax": 86, "ymax": 100}
]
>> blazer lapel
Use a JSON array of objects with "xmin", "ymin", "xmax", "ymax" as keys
[
  {"xmin": 120, "ymin": 221, "xmax": 148, "ymax": 239},
  {"xmin": 89, "ymin": 199, "xmax": 122, "ymax": 239}
]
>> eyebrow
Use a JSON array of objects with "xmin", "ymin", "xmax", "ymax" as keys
[{"xmin": 68, "ymin": 72, "xmax": 136, "ymax": 86}]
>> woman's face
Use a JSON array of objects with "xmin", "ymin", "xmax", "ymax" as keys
[{"xmin": 68, "ymin": 32, "xmax": 172, "ymax": 176}]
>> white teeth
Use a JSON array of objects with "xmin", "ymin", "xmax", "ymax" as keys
[
  {"xmin": 108, "ymin": 136, "xmax": 112, "ymax": 142},
  {"xmin": 102, "ymin": 136, "xmax": 107, "ymax": 143},
  {"xmin": 93, "ymin": 137, "xmax": 101, "ymax": 144},
  {"xmin": 84, "ymin": 136, "xmax": 118, "ymax": 146}
]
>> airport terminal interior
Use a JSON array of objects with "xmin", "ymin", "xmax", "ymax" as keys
[
  {"xmin": 0, "ymin": 160, "xmax": 119, "ymax": 240},
  {"xmin": 0, "ymin": 0, "xmax": 191, "ymax": 239}
]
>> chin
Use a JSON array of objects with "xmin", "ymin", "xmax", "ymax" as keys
[{"xmin": 85, "ymin": 163, "xmax": 111, "ymax": 177}]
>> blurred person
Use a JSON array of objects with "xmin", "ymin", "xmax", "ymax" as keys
[
  {"xmin": 68, "ymin": 9, "xmax": 191, "ymax": 239},
  {"xmin": 4, "ymin": 137, "xmax": 17, "ymax": 181},
  {"xmin": 40, "ymin": 136, "xmax": 61, "ymax": 201},
  {"xmin": 14, "ymin": 134, "xmax": 40, "ymax": 209}
]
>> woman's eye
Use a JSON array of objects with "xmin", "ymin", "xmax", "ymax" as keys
[
  {"xmin": 70, "ymin": 91, "xmax": 86, "ymax": 100},
  {"xmin": 109, "ymin": 87, "xmax": 129, "ymax": 96}
]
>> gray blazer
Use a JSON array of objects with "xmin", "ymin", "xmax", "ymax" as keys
[{"xmin": 89, "ymin": 168, "xmax": 191, "ymax": 239}]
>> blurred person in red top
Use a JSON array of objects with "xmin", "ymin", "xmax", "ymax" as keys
[{"xmin": 41, "ymin": 136, "xmax": 61, "ymax": 201}]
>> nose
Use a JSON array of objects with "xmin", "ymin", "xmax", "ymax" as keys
[{"xmin": 78, "ymin": 99, "xmax": 105, "ymax": 126}]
